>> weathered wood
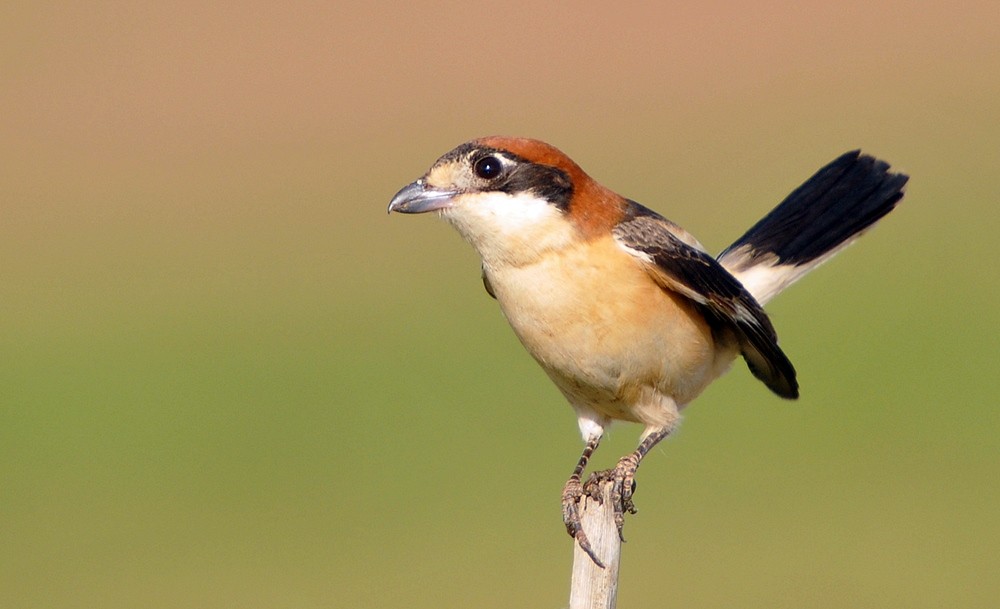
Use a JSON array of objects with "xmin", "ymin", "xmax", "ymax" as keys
[{"xmin": 569, "ymin": 481, "xmax": 621, "ymax": 609}]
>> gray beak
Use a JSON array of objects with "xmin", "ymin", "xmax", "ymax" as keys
[{"xmin": 387, "ymin": 180, "xmax": 458, "ymax": 214}]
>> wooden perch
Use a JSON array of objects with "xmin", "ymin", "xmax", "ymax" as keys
[{"xmin": 569, "ymin": 481, "xmax": 622, "ymax": 609}]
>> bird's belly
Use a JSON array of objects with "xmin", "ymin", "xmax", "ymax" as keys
[{"xmin": 487, "ymin": 239, "xmax": 729, "ymax": 421}]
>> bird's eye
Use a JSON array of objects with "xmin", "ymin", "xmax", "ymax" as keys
[{"xmin": 473, "ymin": 155, "xmax": 503, "ymax": 180}]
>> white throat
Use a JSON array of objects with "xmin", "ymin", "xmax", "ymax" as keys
[{"xmin": 440, "ymin": 191, "xmax": 576, "ymax": 267}]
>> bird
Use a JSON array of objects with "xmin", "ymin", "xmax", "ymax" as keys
[{"xmin": 387, "ymin": 136, "xmax": 908, "ymax": 567}]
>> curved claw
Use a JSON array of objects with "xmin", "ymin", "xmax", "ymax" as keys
[
  {"xmin": 584, "ymin": 454, "xmax": 642, "ymax": 542},
  {"xmin": 561, "ymin": 475, "xmax": 607, "ymax": 569}
]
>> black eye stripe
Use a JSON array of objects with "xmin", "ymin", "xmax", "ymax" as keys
[
  {"xmin": 498, "ymin": 163, "xmax": 573, "ymax": 211},
  {"xmin": 460, "ymin": 147, "xmax": 574, "ymax": 211}
]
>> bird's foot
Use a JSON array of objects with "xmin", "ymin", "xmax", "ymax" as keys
[
  {"xmin": 583, "ymin": 453, "xmax": 641, "ymax": 542},
  {"xmin": 561, "ymin": 474, "xmax": 606, "ymax": 568}
]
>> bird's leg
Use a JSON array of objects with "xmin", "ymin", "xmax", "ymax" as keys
[
  {"xmin": 561, "ymin": 435, "xmax": 604, "ymax": 568},
  {"xmin": 584, "ymin": 425, "xmax": 673, "ymax": 542}
]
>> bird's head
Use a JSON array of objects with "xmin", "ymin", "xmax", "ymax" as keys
[{"xmin": 388, "ymin": 137, "xmax": 624, "ymax": 266}]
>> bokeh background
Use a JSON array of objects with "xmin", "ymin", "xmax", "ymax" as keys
[{"xmin": 3, "ymin": 2, "xmax": 998, "ymax": 608}]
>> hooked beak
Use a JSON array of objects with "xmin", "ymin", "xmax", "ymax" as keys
[{"xmin": 387, "ymin": 180, "xmax": 458, "ymax": 214}]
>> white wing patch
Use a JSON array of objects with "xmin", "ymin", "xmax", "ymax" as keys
[{"xmin": 722, "ymin": 241, "xmax": 858, "ymax": 306}]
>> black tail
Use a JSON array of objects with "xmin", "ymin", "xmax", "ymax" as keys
[{"xmin": 719, "ymin": 151, "xmax": 909, "ymax": 304}]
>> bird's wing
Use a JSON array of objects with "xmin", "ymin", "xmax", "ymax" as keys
[
  {"xmin": 613, "ymin": 201, "xmax": 798, "ymax": 399},
  {"xmin": 481, "ymin": 266, "xmax": 497, "ymax": 299}
]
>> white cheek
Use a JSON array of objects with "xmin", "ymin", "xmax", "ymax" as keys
[{"xmin": 441, "ymin": 192, "xmax": 575, "ymax": 266}]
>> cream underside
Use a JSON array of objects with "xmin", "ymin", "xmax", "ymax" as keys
[{"xmin": 441, "ymin": 192, "xmax": 739, "ymax": 441}]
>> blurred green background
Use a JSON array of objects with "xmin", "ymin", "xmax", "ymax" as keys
[{"xmin": 2, "ymin": 2, "xmax": 997, "ymax": 607}]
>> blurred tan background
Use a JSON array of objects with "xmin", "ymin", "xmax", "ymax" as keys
[{"xmin": 2, "ymin": 2, "xmax": 997, "ymax": 608}]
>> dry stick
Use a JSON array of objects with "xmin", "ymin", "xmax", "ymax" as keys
[{"xmin": 569, "ymin": 481, "xmax": 622, "ymax": 609}]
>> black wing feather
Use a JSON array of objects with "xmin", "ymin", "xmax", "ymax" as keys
[{"xmin": 614, "ymin": 204, "xmax": 799, "ymax": 399}]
